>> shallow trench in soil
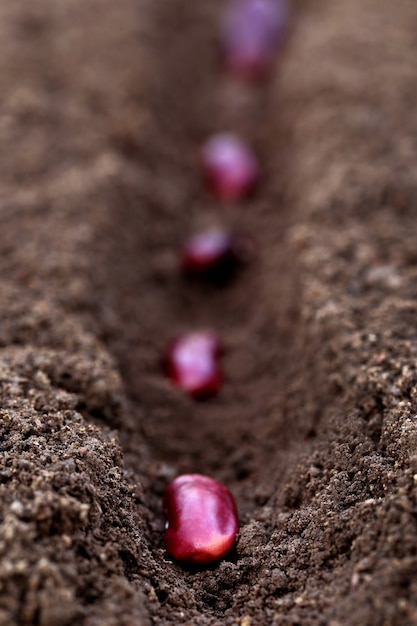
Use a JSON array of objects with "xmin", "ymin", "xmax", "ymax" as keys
[
  {"xmin": 102, "ymin": 0, "xmax": 304, "ymax": 509},
  {"xmin": 90, "ymin": 0, "xmax": 417, "ymax": 620},
  {"xmin": 93, "ymin": 0, "xmax": 316, "ymax": 611}
]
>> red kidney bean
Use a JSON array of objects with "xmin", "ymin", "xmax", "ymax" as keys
[
  {"xmin": 221, "ymin": 0, "xmax": 288, "ymax": 80},
  {"xmin": 164, "ymin": 474, "xmax": 239, "ymax": 564},
  {"xmin": 163, "ymin": 332, "xmax": 223, "ymax": 398},
  {"xmin": 201, "ymin": 133, "xmax": 260, "ymax": 202},
  {"xmin": 181, "ymin": 228, "xmax": 249, "ymax": 280}
]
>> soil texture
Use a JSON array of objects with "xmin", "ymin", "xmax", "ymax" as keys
[{"xmin": 1, "ymin": 0, "xmax": 417, "ymax": 624}]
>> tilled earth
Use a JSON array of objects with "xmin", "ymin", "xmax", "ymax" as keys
[{"xmin": 1, "ymin": 0, "xmax": 417, "ymax": 624}]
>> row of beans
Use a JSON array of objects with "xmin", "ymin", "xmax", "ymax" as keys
[{"xmin": 161, "ymin": 0, "xmax": 289, "ymax": 566}]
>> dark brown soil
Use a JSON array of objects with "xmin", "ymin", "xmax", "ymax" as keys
[{"xmin": 1, "ymin": 0, "xmax": 417, "ymax": 624}]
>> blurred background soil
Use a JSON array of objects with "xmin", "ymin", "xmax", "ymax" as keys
[{"xmin": 1, "ymin": 0, "xmax": 417, "ymax": 624}]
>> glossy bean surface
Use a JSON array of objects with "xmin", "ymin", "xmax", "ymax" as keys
[
  {"xmin": 221, "ymin": 0, "xmax": 288, "ymax": 80},
  {"xmin": 201, "ymin": 133, "xmax": 259, "ymax": 202},
  {"xmin": 164, "ymin": 474, "xmax": 239, "ymax": 564},
  {"xmin": 163, "ymin": 332, "xmax": 223, "ymax": 397},
  {"xmin": 181, "ymin": 228, "xmax": 246, "ymax": 280}
]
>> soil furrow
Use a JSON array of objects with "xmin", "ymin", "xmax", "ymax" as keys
[
  {"xmin": 1, "ymin": 0, "xmax": 417, "ymax": 624},
  {"xmin": 100, "ymin": 0, "xmax": 302, "ymax": 511}
]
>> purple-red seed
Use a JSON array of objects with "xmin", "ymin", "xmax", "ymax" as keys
[
  {"xmin": 181, "ymin": 228, "xmax": 248, "ymax": 278},
  {"xmin": 221, "ymin": 0, "xmax": 288, "ymax": 80},
  {"xmin": 163, "ymin": 474, "xmax": 239, "ymax": 564},
  {"xmin": 201, "ymin": 133, "xmax": 260, "ymax": 202},
  {"xmin": 163, "ymin": 332, "xmax": 223, "ymax": 398}
]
